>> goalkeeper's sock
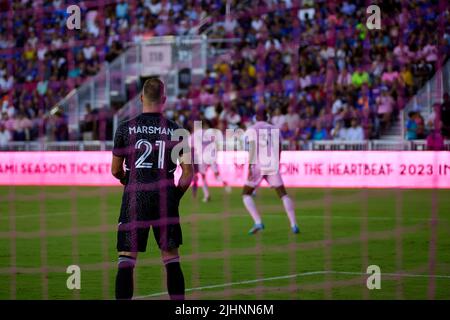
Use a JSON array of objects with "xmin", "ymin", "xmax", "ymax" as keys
[
  {"xmin": 281, "ymin": 195, "xmax": 297, "ymax": 227},
  {"xmin": 115, "ymin": 255, "xmax": 136, "ymax": 300},
  {"xmin": 164, "ymin": 257, "xmax": 185, "ymax": 300},
  {"xmin": 243, "ymin": 195, "xmax": 262, "ymax": 224}
]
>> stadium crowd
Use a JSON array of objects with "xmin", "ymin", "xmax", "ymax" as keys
[
  {"xmin": 0, "ymin": 0, "xmax": 214, "ymax": 143},
  {"xmin": 169, "ymin": 0, "xmax": 449, "ymax": 149},
  {"xmin": 0, "ymin": 0, "xmax": 449, "ymax": 149}
]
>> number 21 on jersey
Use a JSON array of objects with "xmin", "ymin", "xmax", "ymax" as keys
[{"xmin": 134, "ymin": 139, "xmax": 165, "ymax": 169}]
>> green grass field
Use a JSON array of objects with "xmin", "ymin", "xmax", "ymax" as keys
[{"xmin": 0, "ymin": 186, "xmax": 449, "ymax": 300}]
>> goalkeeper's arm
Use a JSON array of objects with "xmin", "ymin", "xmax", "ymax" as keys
[
  {"xmin": 177, "ymin": 151, "xmax": 194, "ymax": 199},
  {"xmin": 111, "ymin": 155, "xmax": 128, "ymax": 185}
]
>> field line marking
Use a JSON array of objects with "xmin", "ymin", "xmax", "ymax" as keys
[
  {"xmin": 0, "ymin": 211, "xmax": 444, "ymax": 223},
  {"xmin": 135, "ymin": 270, "xmax": 450, "ymax": 299},
  {"xmin": 292, "ymin": 215, "xmax": 447, "ymax": 222},
  {"xmin": 135, "ymin": 271, "xmax": 325, "ymax": 299},
  {"xmin": 0, "ymin": 212, "xmax": 75, "ymax": 219},
  {"xmin": 330, "ymin": 271, "xmax": 450, "ymax": 279}
]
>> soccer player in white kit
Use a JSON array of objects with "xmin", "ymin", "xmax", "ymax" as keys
[
  {"xmin": 242, "ymin": 111, "xmax": 299, "ymax": 234},
  {"xmin": 192, "ymin": 121, "xmax": 231, "ymax": 202}
]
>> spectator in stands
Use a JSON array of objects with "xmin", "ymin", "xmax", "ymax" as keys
[
  {"xmin": 1, "ymin": 96, "xmax": 10, "ymax": 115},
  {"xmin": 318, "ymin": 105, "xmax": 333, "ymax": 127},
  {"xmin": 285, "ymin": 105, "xmax": 300, "ymax": 131},
  {"xmin": 299, "ymin": 70, "xmax": 312, "ymax": 90},
  {"xmin": 96, "ymin": 106, "xmax": 114, "ymax": 141},
  {"xmin": 421, "ymin": 39, "xmax": 438, "ymax": 73},
  {"xmin": 13, "ymin": 112, "xmax": 33, "ymax": 141},
  {"xmin": 82, "ymin": 39, "xmax": 97, "ymax": 62},
  {"xmin": 331, "ymin": 121, "xmax": 347, "ymax": 141},
  {"xmin": 31, "ymin": 109, "xmax": 47, "ymax": 140},
  {"xmin": 294, "ymin": 119, "xmax": 312, "ymax": 149},
  {"xmin": 53, "ymin": 110, "xmax": 69, "ymax": 141},
  {"xmin": 346, "ymin": 118, "xmax": 365, "ymax": 141},
  {"xmin": 106, "ymin": 41, "xmax": 123, "ymax": 63},
  {"xmin": 116, "ymin": 0, "xmax": 129, "ymax": 21},
  {"xmin": 426, "ymin": 103, "xmax": 441, "ymax": 131},
  {"xmin": 376, "ymin": 89, "xmax": 395, "ymax": 131},
  {"xmin": 351, "ymin": 66, "xmax": 370, "ymax": 88},
  {"xmin": 426, "ymin": 121, "xmax": 445, "ymax": 151},
  {"xmin": 86, "ymin": 9, "xmax": 100, "ymax": 37},
  {"xmin": 393, "ymin": 43, "xmax": 414, "ymax": 65},
  {"xmin": 406, "ymin": 111, "xmax": 418, "ymax": 140},
  {"xmin": 36, "ymin": 75, "xmax": 48, "ymax": 97},
  {"xmin": 400, "ymin": 65, "xmax": 415, "ymax": 94},
  {"xmin": 381, "ymin": 64, "xmax": 400, "ymax": 85},
  {"xmin": 271, "ymin": 107, "xmax": 286, "ymax": 128},
  {"xmin": 415, "ymin": 111, "xmax": 426, "ymax": 139},
  {"xmin": 356, "ymin": 85, "xmax": 374, "ymax": 111},
  {"xmin": 0, "ymin": 71, "xmax": 13, "ymax": 92},
  {"xmin": 341, "ymin": 1, "xmax": 356, "ymax": 16},
  {"xmin": 81, "ymin": 103, "xmax": 96, "ymax": 141},
  {"xmin": 147, "ymin": 0, "xmax": 163, "ymax": 15},
  {"xmin": 0, "ymin": 123, "xmax": 11, "ymax": 149},
  {"xmin": 312, "ymin": 122, "xmax": 328, "ymax": 140},
  {"xmin": 331, "ymin": 105, "xmax": 343, "ymax": 126},
  {"xmin": 199, "ymin": 87, "xmax": 214, "ymax": 107},
  {"xmin": 331, "ymin": 93, "xmax": 344, "ymax": 115},
  {"xmin": 360, "ymin": 104, "xmax": 376, "ymax": 139},
  {"xmin": 337, "ymin": 67, "xmax": 352, "ymax": 88},
  {"xmin": 280, "ymin": 122, "xmax": 295, "ymax": 149},
  {"xmin": 203, "ymin": 102, "xmax": 218, "ymax": 124},
  {"xmin": 219, "ymin": 105, "xmax": 241, "ymax": 130},
  {"xmin": 283, "ymin": 73, "xmax": 296, "ymax": 97},
  {"xmin": 1, "ymin": 112, "xmax": 14, "ymax": 133},
  {"xmin": 371, "ymin": 55, "xmax": 385, "ymax": 79}
]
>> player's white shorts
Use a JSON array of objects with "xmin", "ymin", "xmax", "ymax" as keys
[
  {"xmin": 245, "ymin": 165, "xmax": 284, "ymax": 188},
  {"xmin": 198, "ymin": 162, "xmax": 219, "ymax": 175}
]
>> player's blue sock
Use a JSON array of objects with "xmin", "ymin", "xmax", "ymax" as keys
[
  {"xmin": 164, "ymin": 256, "xmax": 185, "ymax": 300},
  {"xmin": 248, "ymin": 223, "xmax": 264, "ymax": 235},
  {"xmin": 115, "ymin": 255, "xmax": 136, "ymax": 299}
]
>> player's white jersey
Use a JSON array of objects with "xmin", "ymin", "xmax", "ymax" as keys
[
  {"xmin": 191, "ymin": 128, "xmax": 219, "ymax": 172},
  {"xmin": 245, "ymin": 121, "xmax": 280, "ymax": 175},
  {"xmin": 191, "ymin": 128, "xmax": 207, "ymax": 159}
]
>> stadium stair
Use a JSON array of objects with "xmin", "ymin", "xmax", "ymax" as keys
[
  {"xmin": 381, "ymin": 120, "xmax": 403, "ymax": 141},
  {"xmin": 381, "ymin": 59, "xmax": 450, "ymax": 141}
]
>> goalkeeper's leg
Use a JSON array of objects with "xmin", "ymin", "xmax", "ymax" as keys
[
  {"xmin": 115, "ymin": 252, "xmax": 137, "ymax": 299},
  {"xmin": 162, "ymin": 248, "xmax": 185, "ymax": 300}
]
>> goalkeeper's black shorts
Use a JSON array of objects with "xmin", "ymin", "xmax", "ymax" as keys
[{"xmin": 116, "ymin": 186, "xmax": 183, "ymax": 252}]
